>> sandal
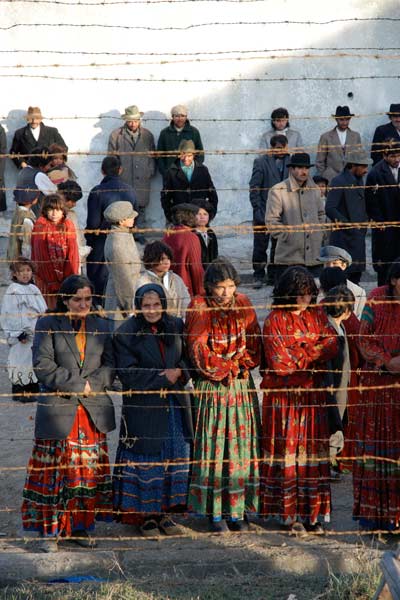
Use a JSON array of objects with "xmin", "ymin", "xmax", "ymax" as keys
[
  {"xmin": 158, "ymin": 517, "xmax": 183, "ymax": 536},
  {"xmin": 140, "ymin": 519, "xmax": 160, "ymax": 537}
]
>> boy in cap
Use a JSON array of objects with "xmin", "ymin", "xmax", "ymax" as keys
[
  {"xmin": 317, "ymin": 245, "xmax": 366, "ymax": 319},
  {"xmin": 103, "ymin": 200, "xmax": 140, "ymax": 321},
  {"xmin": 7, "ymin": 187, "xmax": 39, "ymax": 261},
  {"xmin": 157, "ymin": 105, "xmax": 204, "ymax": 178}
]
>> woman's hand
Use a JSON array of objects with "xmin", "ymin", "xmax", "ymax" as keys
[
  {"xmin": 83, "ymin": 381, "xmax": 91, "ymax": 396},
  {"xmin": 160, "ymin": 368, "xmax": 182, "ymax": 384}
]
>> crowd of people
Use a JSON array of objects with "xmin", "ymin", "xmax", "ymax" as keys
[{"xmin": 0, "ymin": 101, "xmax": 399, "ymax": 551}]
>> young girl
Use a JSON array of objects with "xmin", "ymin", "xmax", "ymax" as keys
[
  {"xmin": 31, "ymin": 193, "xmax": 79, "ymax": 309},
  {"xmin": 135, "ymin": 241, "xmax": 190, "ymax": 318},
  {"xmin": 47, "ymin": 143, "xmax": 77, "ymax": 185},
  {"xmin": 0, "ymin": 258, "xmax": 47, "ymax": 402},
  {"xmin": 194, "ymin": 200, "xmax": 218, "ymax": 268}
]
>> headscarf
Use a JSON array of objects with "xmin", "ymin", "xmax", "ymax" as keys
[{"xmin": 134, "ymin": 283, "xmax": 174, "ymax": 344}]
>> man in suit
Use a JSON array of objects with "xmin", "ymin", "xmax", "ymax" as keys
[
  {"xmin": 249, "ymin": 134, "xmax": 289, "ymax": 287},
  {"xmin": 371, "ymin": 103, "xmax": 400, "ymax": 165},
  {"xmin": 366, "ymin": 138, "xmax": 400, "ymax": 285},
  {"xmin": 316, "ymin": 106, "xmax": 362, "ymax": 183},
  {"xmin": 325, "ymin": 149, "xmax": 371, "ymax": 285},
  {"xmin": 10, "ymin": 106, "xmax": 67, "ymax": 169}
]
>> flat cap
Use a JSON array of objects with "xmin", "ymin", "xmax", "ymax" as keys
[
  {"xmin": 317, "ymin": 245, "xmax": 352, "ymax": 267},
  {"xmin": 103, "ymin": 201, "xmax": 138, "ymax": 224}
]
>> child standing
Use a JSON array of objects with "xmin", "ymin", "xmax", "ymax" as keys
[
  {"xmin": 7, "ymin": 188, "xmax": 39, "ymax": 262},
  {"xmin": 31, "ymin": 193, "xmax": 80, "ymax": 309},
  {"xmin": 135, "ymin": 241, "xmax": 190, "ymax": 318},
  {"xmin": 0, "ymin": 258, "xmax": 47, "ymax": 402},
  {"xmin": 194, "ymin": 200, "xmax": 218, "ymax": 268},
  {"xmin": 58, "ymin": 180, "xmax": 92, "ymax": 273}
]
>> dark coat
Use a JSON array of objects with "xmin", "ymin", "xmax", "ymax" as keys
[
  {"xmin": 365, "ymin": 158, "xmax": 400, "ymax": 271},
  {"xmin": 113, "ymin": 315, "xmax": 193, "ymax": 454},
  {"xmin": 161, "ymin": 159, "xmax": 218, "ymax": 222},
  {"xmin": 157, "ymin": 120, "xmax": 204, "ymax": 177},
  {"xmin": 371, "ymin": 122, "xmax": 400, "ymax": 165},
  {"xmin": 10, "ymin": 124, "xmax": 67, "ymax": 169},
  {"xmin": 32, "ymin": 314, "xmax": 115, "ymax": 440},
  {"xmin": 0, "ymin": 125, "xmax": 6, "ymax": 211},
  {"xmin": 325, "ymin": 169, "xmax": 367, "ymax": 274},
  {"xmin": 249, "ymin": 154, "xmax": 289, "ymax": 224},
  {"xmin": 195, "ymin": 228, "xmax": 218, "ymax": 268},
  {"xmin": 85, "ymin": 175, "xmax": 138, "ymax": 299}
]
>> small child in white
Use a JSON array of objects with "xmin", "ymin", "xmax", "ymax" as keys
[{"xmin": 0, "ymin": 257, "xmax": 47, "ymax": 402}]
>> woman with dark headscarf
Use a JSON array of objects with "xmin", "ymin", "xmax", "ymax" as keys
[
  {"xmin": 185, "ymin": 258, "xmax": 261, "ymax": 533},
  {"xmin": 261, "ymin": 266, "xmax": 339, "ymax": 535},
  {"xmin": 21, "ymin": 275, "xmax": 115, "ymax": 552},
  {"xmin": 113, "ymin": 283, "xmax": 193, "ymax": 536}
]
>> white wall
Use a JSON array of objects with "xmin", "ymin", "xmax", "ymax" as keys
[{"xmin": 1, "ymin": 0, "xmax": 399, "ymax": 230}]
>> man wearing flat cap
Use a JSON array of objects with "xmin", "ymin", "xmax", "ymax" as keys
[
  {"xmin": 266, "ymin": 152, "xmax": 326, "ymax": 281},
  {"xmin": 316, "ymin": 106, "xmax": 362, "ymax": 183},
  {"xmin": 157, "ymin": 105, "xmax": 204, "ymax": 178},
  {"xmin": 108, "ymin": 105, "xmax": 156, "ymax": 242},
  {"xmin": 371, "ymin": 103, "xmax": 400, "ymax": 165},
  {"xmin": 325, "ymin": 148, "xmax": 371, "ymax": 285},
  {"xmin": 317, "ymin": 245, "xmax": 366, "ymax": 318},
  {"xmin": 10, "ymin": 107, "xmax": 67, "ymax": 170}
]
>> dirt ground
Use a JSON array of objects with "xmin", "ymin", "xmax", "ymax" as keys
[{"xmin": 0, "ymin": 230, "xmax": 384, "ymax": 598}]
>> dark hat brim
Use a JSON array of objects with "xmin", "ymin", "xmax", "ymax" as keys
[{"xmin": 287, "ymin": 161, "xmax": 314, "ymax": 168}]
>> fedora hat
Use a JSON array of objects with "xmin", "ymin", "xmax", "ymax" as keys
[
  {"xmin": 332, "ymin": 106, "xmax": 354, "ymax": 118},
  {"xmin": 386, "ymin": 103, "xmax": 400, "ymax": 116},
  {"xmin": 287, "ymin": 152, "xmax": 314, "ymax": 168},
  {"xmin": 121, "ymin": 105, "xmax": 143, "ymax": 121},
  {"xmin": 344, "ymin": 148, "xmax": 372, "ymax": 166},
  {"xmin": 26, "ymin": 106, "xmax": 43, "ymax": 121}
]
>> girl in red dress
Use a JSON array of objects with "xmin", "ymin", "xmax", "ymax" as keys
[
  {"xmin": 261, "ymin": 266, "xmax": 339, "ymax": 535},
  {"xmin": 31, "ymin": 193, "xmax": 79, "ymax": 309}
]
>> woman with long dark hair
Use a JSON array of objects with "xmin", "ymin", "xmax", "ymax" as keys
[
  {"xmin": 113, "ymin": 283, "xmax": 193, "ymax": 536},
  {"xmin": 21, "ymin": 275, "xmax": 115, "ymax": 552},
  {"xmin": 354, "ymin": 259, "xmax": 400, "ymax": 530},
  {"xmin": 185, "ymin": 258, "xmax": 261, "ymax": 533},
  {"xmin": 261, "ymin": 266, "xmax": 339, "ymax": 535}
]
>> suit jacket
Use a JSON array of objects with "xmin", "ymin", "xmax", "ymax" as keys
[
  {"xmin": 10, "ymin": 124, "xmax": 67, "ymax": 169},
  {"xmin": 371, "ymin": 122, "xmax": 400, "ymax": 165},
  {"xmin": 249, "ymin": 154, "xmax": 289, "ymax": 224},
  {"xmin": 260, "ymin": 128, "xmax": 303, "ymax": 152},
  {"xmin": 316, "ymin": 128, "xmax": 362, "ymax": 183},
  {"xmin": 113, "ymin": 315, "xmax": 193, "ymax": 454},
  {"xmin": 325, "ymin": 169, "xmax": 367, "ymax": 274},
  {"xmin": 33, "ymin": 314, "xmax": 115, "ymax": 439}
]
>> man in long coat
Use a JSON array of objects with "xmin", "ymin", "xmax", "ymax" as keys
[
  {"xmin": 371, "ymin": 103, "xmax": 400, "ymax": 164},
  {"xmin": 325, "ymin": 149, "xmax": 371, "ymax": 284},
  {"xmin": 316, "ymin": 106, "xmax": 362, "ymax": 183},
  {"xmin": 108, "ymin": 105, "xmax": 156, "ymax": 242},
  {"xmin": 365, "ymin": 139, "xmax": 400, "ymax": 285}
]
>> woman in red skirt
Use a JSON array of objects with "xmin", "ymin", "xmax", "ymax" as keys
[
  {"xmin": 261, "ymin": 266, "xmax": 339, "ymax": 535},
  {"xmin": 21, "ymin": 275, "xmax": 115, "ymax": 552}
]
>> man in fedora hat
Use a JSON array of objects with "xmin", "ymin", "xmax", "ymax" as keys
[
  {"xmin": 157, "ymin": 105, "xmax": 204, "ymax": 178},
  {"xmin": 108, "ymin": 105, "xmax": 156, "ymax": 243},
  {"xmin": 371, "ymin": 103, "xmax": 400, "ymax": 164},
  {"xmin": 266, "ymin": 152, "xmax": 325, "ymax": 281},
  {"xmin": 325, "ymin": 148, "xmax": 371, "ymax": 285},
  {"xmin": 10, "ymin": 106, "xmax": 67, "ymax": 170},
  {"xmin": 316, "ymin": 106, "xmax": 362, "ymax": 183},
  {"xmin": 366, "ymin": 138, "xmax": 400, "ymax": 285}
]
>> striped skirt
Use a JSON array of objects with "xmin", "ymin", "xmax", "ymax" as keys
[
  {"xmin": 188, "ymin": 378, "xmax": 261, "ymax": 520},
  {"xmin": 21, "ymin": 405, "xmax": 113, "ymax": 537},
  {"xmin": 113, "ymin": 401, "xmax": 191, "ymax": 524},
  {"xmin": 261, "ymin": 389, "xmax": 331, "ymax": 525}
]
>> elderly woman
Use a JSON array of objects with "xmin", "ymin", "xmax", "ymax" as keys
[
  {"xmin": 261, "ymin": 266, "xmax": 339, "ymax": 535},
  {"xmin": 113, "ymin": 283, "xmax": 193, "ymax": 536},
  {"xmin": 185, "ymin": 258, "xmax": 261, "ymax": 533},
  {"xmin": 354, "ymin": 259, "xmax": 400, "ymax": 531},
  {"xmin": 21, "ymin": 275, "xmax": 115, "ymax": 552}
]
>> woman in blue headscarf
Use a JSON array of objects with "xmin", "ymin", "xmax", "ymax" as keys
[{"xmin": 113, "ymin": 283, "xmax": 193, "ymax": 536}]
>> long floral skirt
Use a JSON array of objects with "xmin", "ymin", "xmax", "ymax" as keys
[
  {"xmin": 113, "ymin": 401, "xmax": 191, "ymax": 524},
  {"xmin": 188, "ymin": 378, "xmax": 261, "ymax": 520},
  {"xmin": 21, "ymin": 405, "xmax": 113, "ymax": 537},
  {"xmin": 261, "ymin": 389, "xmax": 331, "ymax": 525},
  {"xmin": 353, "ymin": 372, "xmax": 400, "ymax": 529}
]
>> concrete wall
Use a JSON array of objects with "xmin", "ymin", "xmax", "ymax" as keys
[{"xmin": 1, "ymin": 0, "xmax": 399, "ymax": 230}]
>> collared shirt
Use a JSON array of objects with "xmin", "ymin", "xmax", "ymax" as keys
[
  {"xmin": 30, "ymin": 125, "xmax": 40, "ymax": 142},
  {"xmin": 180, "ymin": 160, "xmax": 194, "ymax": 182},
  {"xmin": 336, "ymin": 127, "xmax": 347, "ymax": 147},
  {"xmin": 390, "ymin": 166, "xmax": 400, "ymax": 183}
]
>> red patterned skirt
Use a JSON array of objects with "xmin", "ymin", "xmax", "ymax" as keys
[
  {"xmin": 261, "ymin": 388, "xmax": 331, "ymax": 525},
  {"xmin": 21, "ymin": 405, "xmax": 112, "ymax": 537}
]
